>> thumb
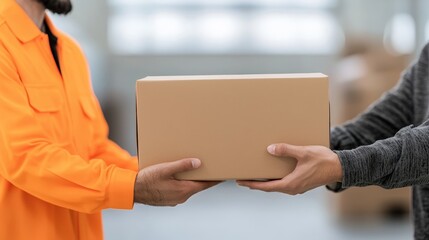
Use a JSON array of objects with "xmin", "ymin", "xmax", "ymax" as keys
[
  {"xmin": 267, "ymin": 143, "xmax": 303, "ymax": 158},
  {"xmin": 160, "ymin": 158, "xmax": 202, "ymax": 177}
]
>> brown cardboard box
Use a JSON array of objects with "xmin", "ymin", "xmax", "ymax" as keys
[
  {"xmin": 136, "ymin": 73, "xmax": 330, "ymax": 180},
  {"xmin": 331, "ymin": 40, "xmax": 411, "ymax": 219},
  {"xmin": 330, "ymin": 186, "xmax": 410, "ymax": 219}
]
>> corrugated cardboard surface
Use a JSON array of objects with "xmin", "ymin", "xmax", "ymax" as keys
[{"xmin": 136, "ymin": 73, "xmax": 329, "ymax": 180}]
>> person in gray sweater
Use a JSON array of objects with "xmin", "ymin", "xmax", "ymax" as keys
[{"xmin": 238, "ymin": 43, "xmax": 429, "ymax": 239}]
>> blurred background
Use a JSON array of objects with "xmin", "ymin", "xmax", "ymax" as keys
[{"xmin": 51, "ymin": 0, "xmax": 429, "ymax": 239}]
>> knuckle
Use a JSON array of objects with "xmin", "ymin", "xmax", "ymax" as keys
[
  {"xmin": 284, "ymin": 182, "xmax": 302, "ymax": 195},
  {"xmin": 249, "ymin": 184, "xmax": 261, "ymax": 191},
  {"xmin": 287, "ymin": 182, "xmax": 298, "ymax": 191},
  {"xmin": 177, "ymin": 190, "xmax": 191, "ymax": 204},
  {"xmin": 285, "ymin": 190, "xmax": 297, "ymax": 195},
  {"xmin": 177, "ymin": 183, "xmax": 194, "ymax": 198},
  {"xmin": 180, "ymin": 196, "xmax": 190, "ymax": 204},
  {"xmin": 146, "ymin": 167, "xmax": 163, "ymax": 180},
  {"xmin": 297, "ymin": 189, "xmax": 307, "ymax": 195},
  {"xmin": 158, "ymin": 168, "xmax": 169, "ymax": 178},
  {"xmin": 276, "ymin": 144, "xmax": 287, "ymax": 155},
  {"xmin": 291, "ymin": 189, "xmax": 299, "ymax": 195},
  {"xmin": 146, "ymin": 163, "xmax": 167, "ymax": 176},
  {"xmin": 182, "ymin": 159, "xmax": 194, "ymax": 170},
  {"xmin": 297, "ymin": 147, "xmax": 308, "ymax": 159},
  {"xmin": 300, "ymin": 152, "xmax": 309, "ymax": 160},
  {"xmin": 307, "ymin": 147, "xmax": 318, "ymax": 157},
  {"xmin": 153, "ymin": 189, "xmax": 163, "ymax": 204}
]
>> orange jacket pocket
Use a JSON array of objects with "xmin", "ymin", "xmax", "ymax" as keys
[
  {"xmin": 79, "ymin": 96, "xmax": 96, "ymax": 120},
  {"xmin": 25, "ymin": 86, "xmax": 63, "ymax": 112}
]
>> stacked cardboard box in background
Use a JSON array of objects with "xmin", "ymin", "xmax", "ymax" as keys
[{"xmin": 330, "ymin": 38, "xmax": 412, "ymax": 219}]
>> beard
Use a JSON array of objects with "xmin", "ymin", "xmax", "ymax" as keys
[{"xmin": 37, "ymin": 0, "xmax": 72, "ymax": 15}]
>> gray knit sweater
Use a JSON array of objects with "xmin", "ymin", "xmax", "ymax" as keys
[{"xmin": 330, "ymin": 43, "xmax": 429, "ymax": 239}]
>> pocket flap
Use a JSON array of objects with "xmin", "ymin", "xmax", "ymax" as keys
[
  {"xmin": 79, "ymin": 96, "xmax": 96, "ymax": 120},
  {"xmin": 26, "ymin": 86, "xmax": 63, "ymax": 112}
]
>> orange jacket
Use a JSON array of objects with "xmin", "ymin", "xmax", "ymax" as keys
[{"xmin": 0, "ymin": 1, "xmax": 138, "ymax": 239}]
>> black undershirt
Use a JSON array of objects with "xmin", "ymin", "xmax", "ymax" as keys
[{"xmin": 44, "ymin": 22, "xmax": 61, "ymax": 74}]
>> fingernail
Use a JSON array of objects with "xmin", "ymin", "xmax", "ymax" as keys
[
  {"xmin": 191, "ymin": 159, "xmax": 201, "ymax": 168},
  {"xmin": 267, "ymin": 144, "xmax": 276, "ymax": 154}
]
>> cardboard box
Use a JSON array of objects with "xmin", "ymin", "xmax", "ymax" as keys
[
  {"xmin": 136, "ymin": 73, "xmax": 330, "ymax": 180},
  {"xmin": 331, "ymin": 41, "xmax": 411, "ymax": 219},
  {"xmin": 330, "ymin": 186, "xmax": 410, "ymax": 219}
]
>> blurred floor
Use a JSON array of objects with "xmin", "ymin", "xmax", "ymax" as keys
[{"xmin": 103, "ymin": 182, "xmax": 412, "ymax": 240}]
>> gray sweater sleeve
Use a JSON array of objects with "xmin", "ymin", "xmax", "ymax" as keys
[
  {"xmin": 331, "ymin": 44, "xmax": 429, "ymax": 189},
  {"xmin": 330, "ymin": 70, "xmax": 414, "ymax": 151}
]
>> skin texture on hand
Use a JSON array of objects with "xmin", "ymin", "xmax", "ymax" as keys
[
  {"xmin": 237, "ymin": 144, "xmax": 342, "ymax": 195},
  {"xmin": 134, "ymin": 158, "xmax": 219, "ymax": 206}
]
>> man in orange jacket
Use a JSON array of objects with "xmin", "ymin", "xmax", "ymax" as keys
[{"xmin": 0, "ymin": 0, "xmax": 217, "ymax": 239}]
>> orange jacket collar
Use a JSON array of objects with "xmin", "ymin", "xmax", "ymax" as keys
[{"xmin": 0, "ymin": 0, "xmax": 50, "ymax": 43}]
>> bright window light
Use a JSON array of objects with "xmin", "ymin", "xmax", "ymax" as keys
[
  {"xmin": 109, "ymin": 0, "xmax": 336, "ymax": 8},
  {"xmin": 384, "ymin": 13, "xmax": 416, "ymax": 55},
  {"xmin": 152, "ymin": 12, "xmax": 190, "ymax": 51},
  {"xmin": 197, "ymin": 11, "xmax": 243, "ymax": 52},
  {"xmin": 108, "ymin": 0, "xmax": 341, "ymax": 54},
  {"xmin": 251, "ymin": 11, "xmax": 342, "ymax": 54},
  {"xmin": 108, "ymin": 13, "xmax": 149, "ymax": 54}
]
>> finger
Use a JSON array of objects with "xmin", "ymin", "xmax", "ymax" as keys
[
  {"xmin": 236, "ymin": 180, "xmax": 284, "ymax": 192},
  {"xmin": 267, "ymin": 143, "xmax": 303, "ymax": 158},
  {"xmin": 174, "ymin": 181, "xmax": 221, "ymax": 204},
  {"xmin": 158, "ymin": 158, "xmax": 202, "ymax": 177},
  {"xmin": 186, "ymin": 181, "xmax": 221, "ymax": 193}
]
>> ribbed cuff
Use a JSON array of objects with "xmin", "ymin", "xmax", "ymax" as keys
[
  {"xmin": 336, "ymin": 149, "xmax": 365, "ymax": 188},
  {"xmin": 325, "ymin": 182, "xmax": 345, "ymax": 192},
  {"xmin": 107, "ymin": 167, "xmax": 137, "ymax": 210},
  {"xmin": 325, "ymin": 150, "xmax": 347, "ymax": 192}
]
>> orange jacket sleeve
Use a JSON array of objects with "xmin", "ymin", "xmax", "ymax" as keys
[
  {"xmin": 88, "ymin": 94, "xmax": 138, "ymax": 171},
  {"xmin": 0, "ymin": 46, "xmax": 136, "ymax": 214}
]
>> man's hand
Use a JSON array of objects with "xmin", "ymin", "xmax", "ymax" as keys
[
  {"xmin": 237, "ymin": 144, "xmax": 342, "ymax": 195},
  {"xmin": 134, "ymin": 158, "xmax": 219, "ymax": 206}
]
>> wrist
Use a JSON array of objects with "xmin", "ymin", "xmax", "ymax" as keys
[
  {"xmin": 134, "ymin": 170, "xmax": 147, "ymax": 204},
  {"xmin": 332, "ymin": 152, "xmax": 343, "ymax": 183}
]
